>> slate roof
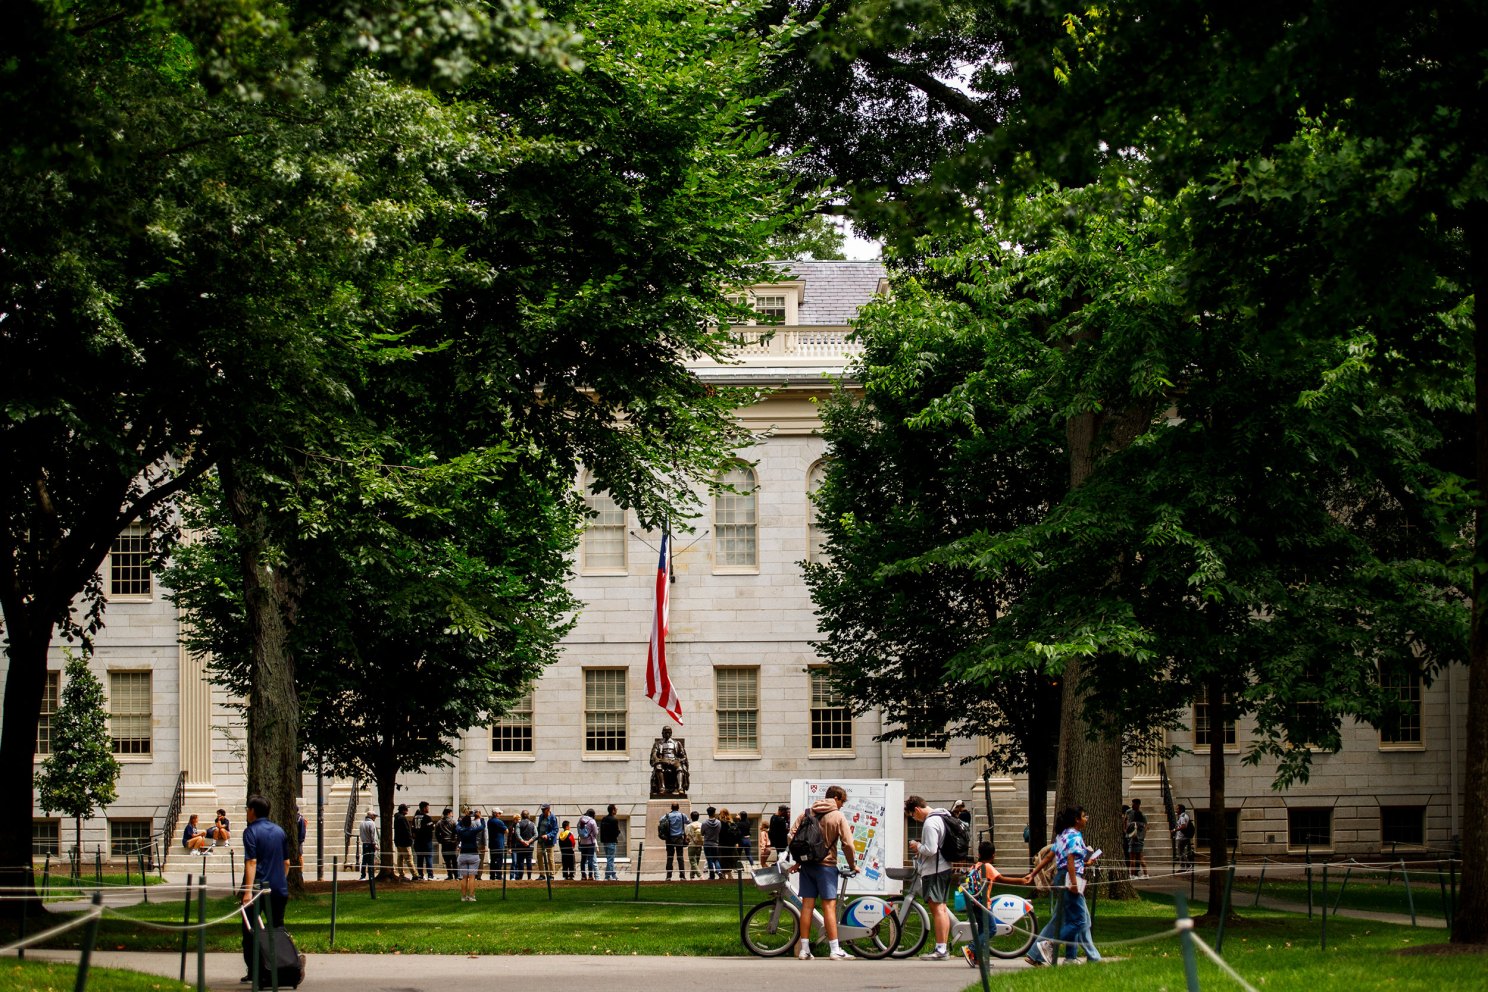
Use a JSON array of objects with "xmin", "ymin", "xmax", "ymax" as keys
[{"xmin": 770, "ymin": 260, "xmax": 886, "ymax": 325}]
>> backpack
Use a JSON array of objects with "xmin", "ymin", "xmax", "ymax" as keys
[
  {"xmin": 658, "ymin": 817, "xmax": 669, "ymax": 841},
  {"xmin": 788, "ymin": 810, "xmax": 829, "ymax": 864},
  {"xmin": 934, "ymin": 813, "xmax": 972, "ymax": 864}
]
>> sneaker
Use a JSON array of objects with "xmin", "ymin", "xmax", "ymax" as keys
[
  {"xmin": 797, "ymin": 946, "xmax": 813, "ymax": 960},
  {"xmin": 928, "ymin": 949, "xmax": 951, "ymax": 961},
  {"xmin": 962, "ymin": 946, "xmax": 977, "ymax": 967},
  {"xmin": 1036, "ymin": 940, "xmax": 1054, "ymax": 962},
  {"xmin": 1024, "ymin": 958, "xmax": 1044, "ymax": 968},
  {"xmin": 828, "ymin": 948, "xmax": 851, "ymax": 960}
]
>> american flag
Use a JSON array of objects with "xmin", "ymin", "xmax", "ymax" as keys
[{"xmin": 645, "ymin": 533, "xmax": 683, "ymax": 725}]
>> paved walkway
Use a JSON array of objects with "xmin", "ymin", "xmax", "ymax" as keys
[{"xmin": 30, "ymin": 949, "xmax": 1020, "ymax": 991}]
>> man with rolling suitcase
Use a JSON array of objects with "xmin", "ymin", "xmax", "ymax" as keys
[{"xmin": 241, "ymin": 794, "xmax": 306, "ymax": 987}]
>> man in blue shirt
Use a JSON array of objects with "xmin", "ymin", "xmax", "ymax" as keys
[
  {"xmin": 240, "ymin": 795, "xmax": 294, "ymax": 982},
  {"xmin": 486, "ymin": 809, "xmax": 508, "ymax": 880}
]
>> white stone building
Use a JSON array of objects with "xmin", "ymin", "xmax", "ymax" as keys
[{"xmin": 20, "ymin": 259, "xmax": 1469, "ymax": 870}]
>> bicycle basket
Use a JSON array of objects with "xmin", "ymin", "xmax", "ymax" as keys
[{"xmin": 752, "ymin": 865, "xmax": 787, "ymax": 889}]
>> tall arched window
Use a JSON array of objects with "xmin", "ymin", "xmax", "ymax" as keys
[
  {"xmin": 714, "ymin": 464, "xmax": 758, "ymax": 570},
  {"xmin": 807, "ymin": 460, "xmax": 830, "ymax": 564},
  {"xmin": 581, "ymin": 471, "xmax": 627, "ymax": 573}
]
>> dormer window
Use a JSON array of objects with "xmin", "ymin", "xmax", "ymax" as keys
[{"xmin": 752, "ymin": 294, "xmax": 786, "ymax": 323}]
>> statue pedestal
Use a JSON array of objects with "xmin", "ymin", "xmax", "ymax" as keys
[{"xmin": 646, "ymin": 798, "xmax": 693, "ymax": 852}]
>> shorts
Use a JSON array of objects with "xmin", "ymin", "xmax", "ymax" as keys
[
  {"xmin": 797, "ymin": 863, "xmax": 840, "ymax": 901},
  {"xmin": 1129, "ymin": 838, "xmax": 1146, "ymax": 853},
  {"xmin": 922, "ymin": 869, "xmax": 954, "ymax": 906},
  {"xmin": 457, "ymin": 853, "xmax": 481, "ymax": 878}
]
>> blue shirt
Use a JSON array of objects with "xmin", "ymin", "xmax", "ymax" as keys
[
  {"xmin": 243, "ymin": 817, "xmax": 289, "ymax": 897},
  {"xmin": 487, "ymin": 816, "xmax": 508, "ymax": 847},
  {"xmin": 1054, "ymin": 827, "xmax": 1090, "ymax": 878},
  {"xmin": 456, "ymin": 823, "xmax": 484, "ymax": 854}
]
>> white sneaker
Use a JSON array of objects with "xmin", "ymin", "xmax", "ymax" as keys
[
  {"xmin": 928, "ymin": 949, "xmax": 951, "ymax": 961},
  {"xmin": 828, "ymin": 948, "xmax": 851, "ymax": 960},
  {"xmin": 797, "ymin": 946, "xmax": 813, "ymax": 960}
]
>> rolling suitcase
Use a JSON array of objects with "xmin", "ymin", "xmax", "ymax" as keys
[{"xmin": 254, "ymin": 925, "xmax": 306, "ymax": 989}]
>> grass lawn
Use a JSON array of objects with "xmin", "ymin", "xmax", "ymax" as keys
[
  {"xmin": 16, "ymin": 878, "xmax": 1484, "ymax": 991},
  {"xmin": 1228, "ymin": 870, "xmax": 1452, "ymax": 920},
  {"xmin": 0, "ymin": 959, "xmax": 189, "ymax": 992}
]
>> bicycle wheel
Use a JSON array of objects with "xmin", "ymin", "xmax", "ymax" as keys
[
  {"xmin": 886, "ymin": 897, "xmax": 930, "ymax": 958},
  {"xmin": 984, "ymin": 903, "xmax": 1039, "ymax": 959},
  {"xmin": 841, "ymin": 898, "xmax": 902, "ymax": 959},
  {"xmin": 740, "ymin": 899, "xmax": 801, "ymax": 957}
]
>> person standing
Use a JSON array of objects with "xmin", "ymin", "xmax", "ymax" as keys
[
  {"xmin": 511, "ymin": 809, "xmax": 537, "ymax": 879},
  {"xmin": 436, "ymin": 807, "xmax": 459, "ymax": 880},
  {"xmin": 536, "ymin": 803, "xmax": 559, "ymax": 879},
  {"xmin": 699, "ymin": 806, "xmax": 721, "ymax": 880},
  {"xmin": 577, "ymin": 808, "xmax": 599, "ymax": 881},
  {"xmin": 412, "ymin": 802, "xmax": 436, "ymax": 880},
  {"xmin": 788, "ymin": 784, "xmax": 858, "ymax": 960},
  {"xmin": 239, "ymin": 795, "xmax": 297, "ymax": 984},
  {"xmin": 599, "ymin": 804, "xmax": 622, "ymax": 881},
  {"xmin": 736, "ymin": 809, "xmax": 753, "ymax": 866},
  {"xmin": 393, "ymin": 803, "xmax": 414, "ymax": 880},
  {"xmin": 765, "ymin": 804, "xmax": 790, "ymax": 864},
  {"xmin": 662, "ymin": 802, "xmax": 689, "ymax": 880},
  {"xmin": 294, "ymin": 806, "xmax": 307, "ymax": 869},
  {"xmin": 358, "ymin": 809, "xmax": 379, "ymax": 880},
  {"xmin": 904, "ymin": 794, "xmax": 956, "ymax": 960},
  {"xmin": 487, "ymin": 809, "xmax": 508, "ymax": 880},
  {"xmin": 686, "ymin": 811, "xmax": 704, "ymax": 880},
  {"xmin": 1173, "ymin": 804, "xmax": 1193, "ymax": 871},
  {"xmin": 1125, "ymin": 798, "xmax": 1149, "ymax": 877},
  {"xmin": 455, "ymin": 809, "xmax": 484, "ymax": 902},
  {"xmin": 1056, "ymin": 806, "xmax": 1102, "ymax": 961},
  {"xmin": 558, "ymin": 820, "xmax": 577, "ymax": 879},
  {"xmin": 717, "ymin": 808, "xmax": 740, "ymax": 877}
]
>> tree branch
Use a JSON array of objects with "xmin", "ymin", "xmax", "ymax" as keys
[{"xmin": 857, "ymin": 48, "xmax": 1001, "ymax": 134}]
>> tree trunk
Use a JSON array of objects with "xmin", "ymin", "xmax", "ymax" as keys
[
  {"xmin": 375, "ymin": 757, "xmax": 400, "ymax": 882},
  {"xmin": 1058, "ymin": 406, "xmax": 1137, "ymax": 898},
  {"xmin": 1456, "ymin": 205, "xmax": 1488, "ymax": 944},
  {"xmin": 1026, "ymin": 740, "xmax": 1050, "ymax": 858},
  {"xmin": 1203, "ymin": 674, "xmax": 1232, "ymax": 920},
  {"xmin": 223, "ymin": 461, "xmax": 305, "ymax": 899},
  {"xmin": 0, "ymin": 619, "xmax": 49, "ymax": 914}
]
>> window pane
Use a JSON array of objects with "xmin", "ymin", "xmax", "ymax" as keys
[
  {"xmin": 1379, "ymin": 669, "xmax": 1422, "ymax": 745},
  {"xmin": 809, "ymin": 669, "xmax": 852, "ymax": 751},
  {"xmin": 582, "ymin": 484, "xmax": 626, "ymax": 572},
  {"xmin": 715, "ymin": 465, "xmax": 758, "ymax": 568},
  {"xmin": 1194, "ymin": 809, "xmax": 1240, "ymax": 850},
  {"xmin": 33, "ymin": 820, "xmax": 59, "ymax": 856},
  {"xmin": 37, "ymin": 671, "xmax": 60, "ymax": 755},
  {"xmin": 585, "ymin": 670, "xmax": 627, "ymax": 753},
  {"xmin": 110, "ymin": 671, "xmax": 152, "ymax": 755},
  {"xmin": 109, "ymin": 819, "xmax": 152, "ymax": 857},
  {"xmin": 753, "ymin": 294, "xmax": 786, "ymax": 322},
  {"xmin": 1380, "ymin": 805, "xmax": 1425, "ymax": 846},
  {"xmin": 1287, "ymin": 807, "xmax": 1332, "ymax": 848},
  {"xmin": 716, "ymin": 668, "xmax": 759, "ymax": 753},
  {"xmin": 491, "ymin": 694, "xmax": 534, "ymax": 754},
  {"xmin": 1194, "ymin": 697, "xmax": 1236, "ymax": 749},
  {"xmin": 110, "ymin": 526, "xmax": 152, "ymax": 597}
]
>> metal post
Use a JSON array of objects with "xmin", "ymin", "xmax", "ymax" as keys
[
  {"xmin": 95, "ymin": 845, "xmax": 102, "ymax": 885},
  {"xmin": 42, "ymin": 853, "xmax": 50, "ymax": 899},
  {"xmin": 196, "ymin": 874, "xmax": 206, "ymax": 992},
  {"xmin": 1321, "ymin": 863, "xmax": 1328, "ymax": 951},
  {"xmin": 368, "ymin": 858, "xmax": 377, "ymax": 900},
  {"xmin": 1174, "ymin": 893, "xmax": 1201, "ymax": 992},
  {"xmin": 330, "ymin": 857, "xmax": 339, "ymax": 948},
  {"xmin": 1305, "ymin": 845, "xmax": 1313, "ymax": 919},
  {"xmin": 1333, "ymin": 864, "xmax": 1352, "ymax": 914},
  {"xmin": 230, "ymin": 848, "xmax": 237, "ymax": 887},
  {"xmin": 736, "ymin": 859, "xmax": 745, "ymax": 922},
  {"xmin": 1448, "ymin": 859, "xmax": 1457, "ymax": 936},
  {"xmin": 179, "ymin": 874, "xmax": 192, "ymax": 981},
  {"xmin": 633, "ymin": 841, "xmax": 644, "ymax": 900},
  {"xmin": 18, "ymin": 869, "xmax": 27, "ymax": 961},
  {"xmin": 1402, "ymin": 860, "xmax": 1417, "ymax": 926},
  {"xmin": 251, "ymin": 881, "xmax": 263, "ymax": 991},
  {"xmin": 1216, "ymin": 863, "xmax": 1236, "ymax": 954},
  {"xmin": 1436, "ymin": 863, "xmax": 1448, "ymax": 934},
  {"xmin": 316, "ymin": 756, "xmax": 325, "ymax": 881},
  {"xmin": 139, "ymin": 849, "xmax": 149, "ymax": 903},
  {"xmin": 73, "ymin": 892, "xmax": 103, "ymax": 992}
]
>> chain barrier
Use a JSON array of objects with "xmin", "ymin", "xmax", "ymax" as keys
[{"xmin": 0, "ymin": 903, "xmax": 103, "ymax": 956}]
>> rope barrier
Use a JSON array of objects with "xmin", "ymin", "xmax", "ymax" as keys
[
  {"xmin": 1191, "ymin": 932, "xmax": 1264, "ymax": 992},
  {"xmin": 98, "ymin": 894, "xmax": 263, "ymax": 933},
  {"xmin": 0, "ymin": 905, "xmax": 102, "ymax": 956}
]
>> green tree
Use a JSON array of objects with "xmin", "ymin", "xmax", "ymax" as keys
[
  {"xmin": 36, "ymin": 653, "xmax": 120, "ymax": 862},
  {"xmin": 767, "ymin": 215, "xmax": 849, "ymax": 260}
]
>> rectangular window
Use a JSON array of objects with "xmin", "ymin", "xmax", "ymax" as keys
[
  {"xmin": 753, "ymin": 294, "xmax": 787, "ymax": 323},
  {"xmin": 903, "ymin": 734, "xmax": 948, "ymax": 755},
  {"xmin": 584, "ymin": 669, "xmax": 628, "ymax": 754},
  {"xmin": 1194, "ymin": 809, "xmax": 1240, "ymax": 850},
  {"xmin": 1194, "ymin": 696, "xmax": 1237, "ymax": 751},
  {"xmin": 32, "ymin": 820, "xmax": 60, "ymax": 857},
  {"xmin": 715, "ymin": 668, "xmax": 759, "ymax": 753},
  {"xmin": 490, "ymin": 694, "xmax": 534, "ymax": 755},
  {"xmin": 1287, "ymin": 807, "xmax": 1332, "ymax": 850},
  {"xmin": 109, "ymin": 671, "xmax": 152, "ymax": 756},
  {"xmin": 37, "ymin": 671, "xmax": 60, "ymax": 756},
  {"xmin": 715, "ymin": 466, "xmax": 758, "ymax": 569},
  {"xmin": 1380, "ymin": 805, "xmax": 1426, "ymax": 847},
  {"xmin": 1379, "ymin": 669, "xmax": 1422, "ymax": 746},
  {"xmin": 809, "ymin": 668, "xmax": 853, "ymax": 752},
  {"xmin": 109, "ymin": 526, "xmax": 152, "ymax": 598},
  {"xmin": 108, "ymin": 819, "xmax": 152, "ymax": 858},
  {"xmin": 581, "ymin": 488, "xmax": 627, "ymax": 573}
]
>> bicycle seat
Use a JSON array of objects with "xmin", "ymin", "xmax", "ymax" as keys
[{"xmin": 886, "ymin": 867, "xmax": 915, "ymax": 881}]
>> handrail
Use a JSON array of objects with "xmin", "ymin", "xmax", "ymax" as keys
[{"xmin": 158, "ymin": 770, "xmax": 188, "ymax": 871}]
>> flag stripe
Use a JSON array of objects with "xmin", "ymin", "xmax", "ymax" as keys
[{"xmin": 645, "ymin": 533, "xmax": 683, "ymax": 725}]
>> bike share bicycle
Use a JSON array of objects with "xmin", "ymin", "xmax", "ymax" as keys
[
  {"xmin": 884, "ymin": 863, "xmax": 1039, "ymax": 963},
  {"xmin": 740, "ymin": 862, "xmax": 901, "ymax": 958}
]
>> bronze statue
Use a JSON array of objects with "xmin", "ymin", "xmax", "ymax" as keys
[{"xmin": 649, "ymin": 726, "xmax": 689, "ymax": 797}]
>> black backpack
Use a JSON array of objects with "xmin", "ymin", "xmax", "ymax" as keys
[
  {"xmin": 788, "ymin": 810, "xmax": 829, "ymax": 864},
  {"xmin": 935, "ymin": 813, "xmax": 972, "ymax": 863}
]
